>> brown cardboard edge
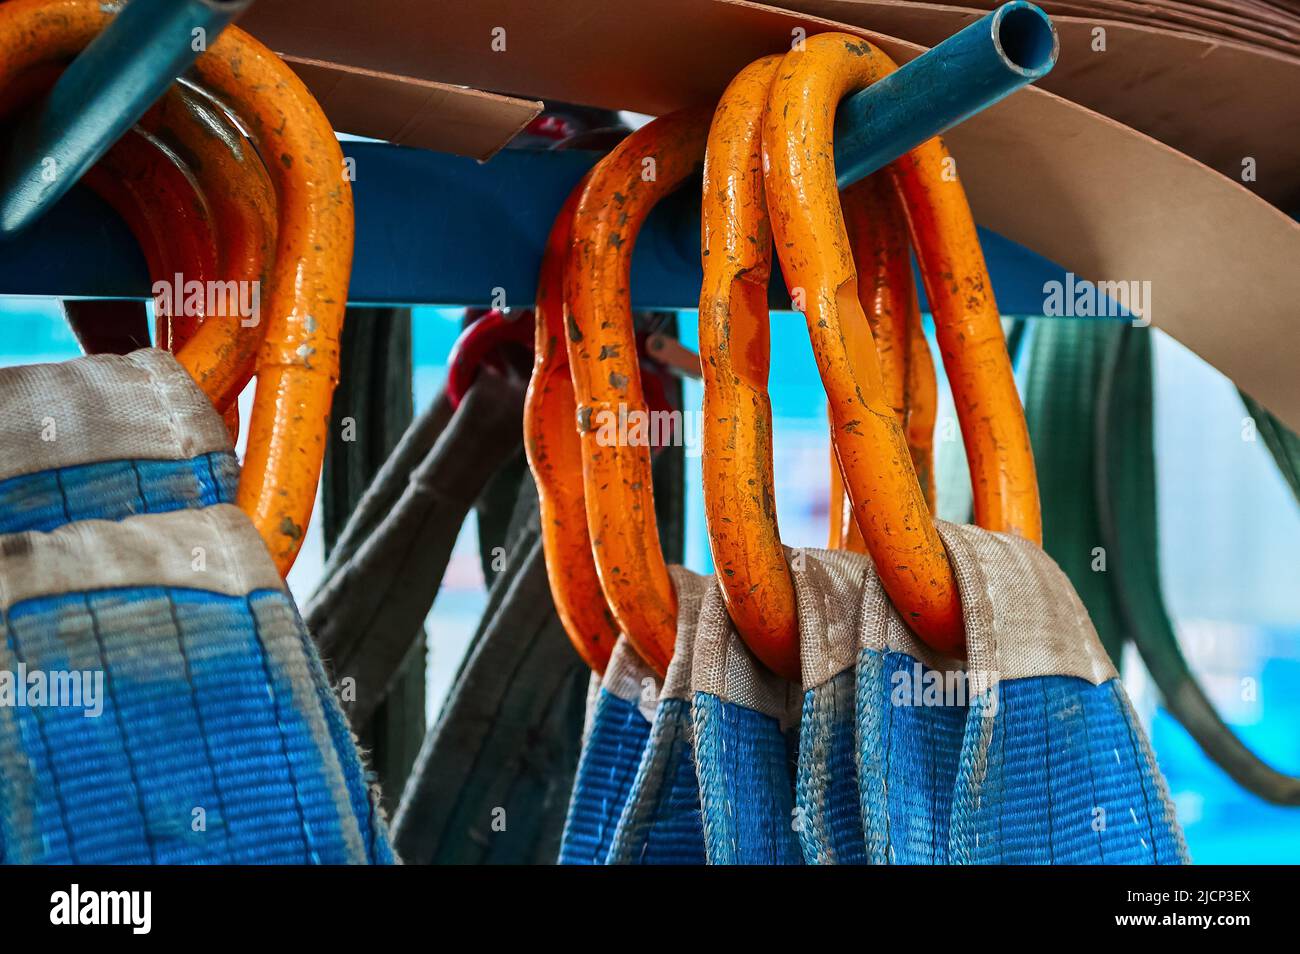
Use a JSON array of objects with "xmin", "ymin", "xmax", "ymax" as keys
[
  {"xmin": 239, "ymin": 0, "xmax": 1300, "ymax": 428},
  {"xmin": 282, "ymin": 54, "xmax": 542, "ymax": 160},
  {"xmin": 779, "ymin": 1, "xmax": 1300, "ymax": 206}
]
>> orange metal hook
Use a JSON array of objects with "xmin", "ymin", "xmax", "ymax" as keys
[
  {"xmin": 763, "ymin": 32, "xmax": 1040, "ymax": 656},
  {"xmin": 0, "ymin": 0, "xmax": 352, "ymax": 574},
  {"xmin": 565, "ymin": 107, "xmax": 713, "ymax": 676},
  {"xmin": 830, "ymin": 171, "xmax": 937, "ymax": 550},
  {"xmin": 698, "ymin": 56, "xmax": 936, "ymax": 678},
  {"xmin": 524, "ymin": 173, "xmax": 622, "ymax": 674}
]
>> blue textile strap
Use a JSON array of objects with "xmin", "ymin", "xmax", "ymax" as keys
[
  {"xmin": 558, "ymin": 688, "xmax": 653, "ymax": 864},
  {"xmin": 950, "ymin": 676, "xmax": 1187, "ymax": 864},
  {"xmin": 796, "ymin": 670, "xmax": 866, "ymax": 863},
  {"xmin": 0, "ymin": 350, "xmax": 392, "ymax": 865},
  {"xmin": 607, "ymin": 698, "xmax": 705, "ymax": 864},
  {"xmin": 692, "ymin": 693, "xmax": 801, "ymax": 864},
  {"xmin": 856, "ymin": 650, "xmax": 966, "ymax": 864},
  {"xmin": 0, "ymin": 452, "xmax": 238, "ymax": 534},
  {"xmin": 1, "ymin": 586, "xmax": 390, "ymax": 864}
]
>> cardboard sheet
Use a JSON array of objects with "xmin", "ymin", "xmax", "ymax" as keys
[
  {"xmin": 283, "ymin": 57, "xmax": 541, "ymax": 160},
  {"xmin": 239, "ymin": 0, "xmax": 1300, "ymax": 429},
  {"xmin": 784, "ymin": 1, "xmax": 1300, "ymax": 207}
]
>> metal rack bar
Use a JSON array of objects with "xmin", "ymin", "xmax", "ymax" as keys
[{"xmin": 0, "ymin": 142, "xmax": 1070, "ymax": 313}]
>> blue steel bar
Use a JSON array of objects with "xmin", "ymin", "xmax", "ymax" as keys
[
  {"xmin": 833, "ymin": 1, "xmax": 1057, "ymax": 188},
  {"xmin": 0, "ymin": 0, "xmax": 251, "ymax": 237}
]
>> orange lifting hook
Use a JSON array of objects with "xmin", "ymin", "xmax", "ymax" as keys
[
  {"xmin": 698, "ymin": 56, "xmax": 936, "ymax": 679},
  {"xmin": 763, "ymin": 32, "xmax": 1041, "ymax": 656},
  {"xmin": 0, "ymin": 0, "xmax": 353, "ymax": 575},
  {"xmin": 524, "ymin": 172, "xmax": 622, "ymax": 674},
  {"xmin": 829, "ymin": 171, "xmax": 937, "ymax": 552},
  {"xmin": 65, "ymin": 84, "xmax": 275, "ymax": 441},
  {"xmin": 141, "ymin": 83, "xmax": 279, "ymax": 391},
  {"xmin": 565, "ymin": 107, "xmax": 714, "ymax": 676}
]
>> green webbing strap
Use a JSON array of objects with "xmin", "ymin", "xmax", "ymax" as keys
[
  {"xmin": 1095, "ymin": 327, "xmax": 1300, "ymax": 805},
  {"xmin": 1022, "ymin": 319, "xmax": 1128, "ymax": 665},
  {"xmin": 1239, "ymin": 389, "xmax": 1300, "ymax": 505}
]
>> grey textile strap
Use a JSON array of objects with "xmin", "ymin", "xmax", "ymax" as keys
[
  {"xmin": 305, "ymin": 371, "xmax": 525, "ymax": 725},
  {"xmin": 0, "ymin": 504, "xmax": 284, "ymax": 609},
  {"xmin": 390, "ymin": 535, "xmax": 588, "ymax": 864}
]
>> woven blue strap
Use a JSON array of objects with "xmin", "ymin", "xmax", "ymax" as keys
[
  {"xmin": 692, "ymin": 692, "xmax": 801, "ymax": 865},
  {"xmin": 0, "ymin": 365, "xmax": 391, "ymax": 864},
  {"xmin": 607, "ymin": 697, "xmax": 705, "ymax": 864},
  {"xmin": 856, "ymin": 649, "xmax": 966, "ymax": 864},
  {"xmin": 797, "ymin": 670, "xmax": 866, "ymax": 864},
  {"xmin": 558, "ymin": 688, "xmax": 652, "ymax": 864},
  {"xmin": 951, "ymin": 676, "xmax": 1188, "ymax": 864},
  {"xmin": 1, "ymin": 586, "xmax": 391, "ymax": 864}
]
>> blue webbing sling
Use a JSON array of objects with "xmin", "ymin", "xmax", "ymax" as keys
[
  {"xmin": 606, "ymin": 567, "xmax": 707, "ymax": 865},
  {"xmin": 563, "ymin": 526, "xmax": 1187, "ymax": 865},
  {"xmin": 0, "ymin": 350, "xmax": 392, "ymax": 864},
  {"xmin": 558, "ymin": 637, "xmax": 660, "ymax": 864}
]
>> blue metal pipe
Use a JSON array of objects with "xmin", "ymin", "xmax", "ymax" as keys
[
  {"xmin": 833, "ymin": 1, "xmax": 1057, "ymax": 188},
  {"xmin": 0, "ymin": 0, "xmax": 251, "ymax": 238}
]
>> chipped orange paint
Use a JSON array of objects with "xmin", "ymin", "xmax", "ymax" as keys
[
  {"xmin": 0, "ymin": 0, "xmax": 353, "ymax": 574},
  {"xmin": 830, "ymin": 170, "xmax": 937, "ymax": 549},
  {"xmin": 698, "ymin": 55, "xmax": 799, "ymax": 679},
  {"xmin": 902, "ymin": 273, "xmax": 937, "ymax": 509},
  {"xmin": 566, "ymin": 107, "xmax": 712, "ymax": 676},
  {"xmin": 700, "ymin": 59, "xmax": 929, "ymax": 676},
  {"xmin": 524, "ymin": 174, "xmax": 622, "ymax": 674},
  {"xmin": 184, "ymin": 26, "xmax": 353, "ymax": 574},
  {"xmin": 763, "ymin": 32, "xmax": 1040, "ymax": 655}
]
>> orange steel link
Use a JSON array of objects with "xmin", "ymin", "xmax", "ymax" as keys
[
  {"xmin": 763, "ymin": 33, "xmax": 1040, "ymax": 655},
  {"xmin": 145, "ymin": 84, "xmax": 279, "ymax": 442},
  {"xmin": 566, "ymin": 107, "xmax": 713, "ymax": 676},
  {"xmin": 829, "ymin": 170, "xmax": 938, "ymax": 550},
  {"xmin": 185, "ymin": 24, "xmax": 352, "ymax": 573},
  {"xmin": 698, "ymin": 56, "xmax": 801, "ymax": 679},
  {"xmin": 0, "ymin": 0, "xmax": 352, "ymax": 574},
  {"xmin": 140, "ymin": 83, "xmax": 278, "ymax": 390},
  {"xmin": 1, "ymin": 76, "xmax": 248, "ymax": 395},
  {"xmin": 699, "ymin": 57, "xmax": 934, "ymax": 677},
  {"xmin": 82, "ymin": 127, "xmax": 219, "ymax": 311},
  {"xmin": 524, "ymin": 174, "xmax": 622, "ymax": 674}
]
